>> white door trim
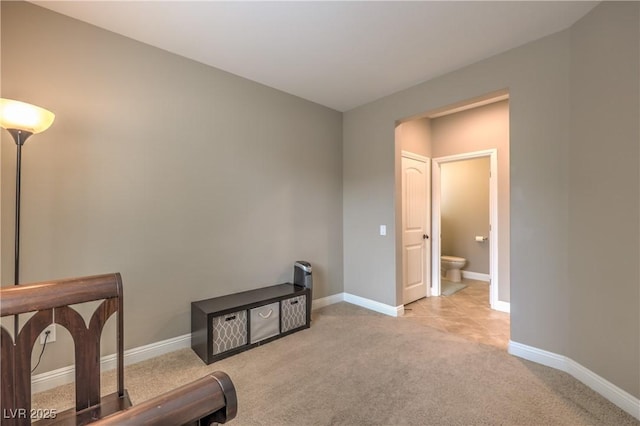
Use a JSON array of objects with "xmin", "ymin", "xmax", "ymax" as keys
[
  {"xmin": 401, "ymin": 151, "xmax": 430, "ymax": 163},
  {"xmin": 432, "ymin": 149, "xmax": 501, "ymax": 310},
  {"xmin": 401, "ymin": 151, "xmax": 431, "ymax": 300}
]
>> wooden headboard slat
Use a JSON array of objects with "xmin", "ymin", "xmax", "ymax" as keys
[{"xmin": 0, "ymin": 273, "xmax": 121, "ymax": 316}]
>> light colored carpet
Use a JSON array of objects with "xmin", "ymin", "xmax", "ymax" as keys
[
  {"xmin": 441, "ymin": 280, "xmax": 468, "ymax": 296},
  {"xmin": 33, "ymin": 303, "xmax": 637, "ymax": 425}
]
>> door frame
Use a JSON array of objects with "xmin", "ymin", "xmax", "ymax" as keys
[
  {"xmin": 401, "ymin": 150, "xmax": 431, "ymax": 301},
  {"xmin": 432, "ymin": 149, "xmax": 500, "ymax": 310}
]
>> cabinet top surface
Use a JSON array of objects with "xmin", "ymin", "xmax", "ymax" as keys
[{"xmin": 192, "ymin": 283, "xmax": 307, "ymax": 314}]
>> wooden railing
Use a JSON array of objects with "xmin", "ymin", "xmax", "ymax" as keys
[
  {"xmin": 92, "ymin": 371, "xmax": 237, "ymax": 425},
  {"xmin": 0, "ymin": 274, "xmax": 237, "ymax": 425}
]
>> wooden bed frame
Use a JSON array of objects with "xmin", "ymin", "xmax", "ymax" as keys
[{"xmin": 0, "ymin": 273, "xmax": 237, "ymax": 425}]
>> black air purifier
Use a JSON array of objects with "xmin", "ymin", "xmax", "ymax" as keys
[{"xmin": 294, "ymin": 261, "xmax": 312, "ymax": 318}]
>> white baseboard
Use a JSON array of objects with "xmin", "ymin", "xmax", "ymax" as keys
[
  {"xmin": 312, "ymin": 292, "xmax": 403, "ymax": 317},
  {"xmin": 509, "ymin": 340, "xmax": 640, "ymax": 420},
  {"xmin": 31, "ymin": 365, "xmax": 77, "ymax": 394},
  {"xmin": 462, "ymin": 271, "xmax": 490, "ymax": 282},
  {"xmin": 343, "ymin": 293, "xmax": 404, "ymax": 317},
  {"xmin": 508, "ymin": 340, "xmax": 567, "ymax": 370},
  {"xmin": 492, "ymin": 300, "xmax": 511, "ymax": 313},
  {"xmin": 312, "ymin": 293, "xmax": 345, "ymax": 310},
  {"xmin": 32, "ymin": 333, "xmax": 191, "ymax": 393}
]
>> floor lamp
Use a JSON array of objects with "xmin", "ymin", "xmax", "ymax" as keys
[{"xmin": 0, "ymin": 98, "xmax": 55, "ymax": 337}]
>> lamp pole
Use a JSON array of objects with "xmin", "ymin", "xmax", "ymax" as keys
[
  {"xmin": 6, "ymin": 129, "xmax": 33, "ymax": 340},
  {"xmin": 8, "ymin": 129, "xmax": 32, "ymax": 286}
]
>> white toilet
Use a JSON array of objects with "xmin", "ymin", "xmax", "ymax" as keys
[{"xmin": 441, "ymin": 256, "xmax": 467, "ymax": 283}]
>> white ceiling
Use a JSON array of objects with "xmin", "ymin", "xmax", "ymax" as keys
[{"xmin": 32, "ymin": 1, "xmax": 597, "ymax": 112}]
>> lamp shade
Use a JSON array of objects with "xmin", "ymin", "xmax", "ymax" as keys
[{"xmin": 0, "ymin": 98, "xmax": 55, "ymax": 134}]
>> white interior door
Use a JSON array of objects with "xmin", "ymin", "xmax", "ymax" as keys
[{"xmin": 402, "ymin": 152, "xmax": 431, "ymax": 304}]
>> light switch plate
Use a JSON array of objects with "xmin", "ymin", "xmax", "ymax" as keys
[{"xmin": 380, "ymin": 225, "xmax": 386, "ymax": 236}]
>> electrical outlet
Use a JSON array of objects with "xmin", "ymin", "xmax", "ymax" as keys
[{"xmin": 40, "ymin": 324, "xmax": 56, "ymax": 344}]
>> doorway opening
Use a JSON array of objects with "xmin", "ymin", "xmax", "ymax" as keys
[
  {"xmin": 395, "ymin": 90, "xmax": 510, "ymax": 348},
  {"xmin": 432, "ymin": 150, "xmax": 501, "ymax": 310}
]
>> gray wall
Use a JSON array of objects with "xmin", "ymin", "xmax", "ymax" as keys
[
  {"xmin": 568, "ymin": 2, "xmax": 639, "ymax": 397},
  {"xmin": 1, "ymin": 2, "xmax": 343, "ymax": 372},
  {"xmin": 431, "ymin": 100, "xmax": 510, "ymax": 299},
  {"xmin": 440, "ymin": 158, "xmax": 490, "ymax": 275},
  {"xmin": 344, "ymin": 2, "xmax": 638, "ymax": 398}
]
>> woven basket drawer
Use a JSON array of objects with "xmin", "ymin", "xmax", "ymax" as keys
[
  {"xmin": 281, "ymin": 295, "xmax": 306, "ymax": 332},
  {"xmin": 211, "ymin": 310, "xmax": 247, "ymax": 355},
  {"xmin": 250, "ymin": 302, "xmax": 280, "ymax": 343}
]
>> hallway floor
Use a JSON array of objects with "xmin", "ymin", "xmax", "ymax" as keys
[{"xmin": 403, "ymin": 279, "xmax": 510, "ymax": 350}]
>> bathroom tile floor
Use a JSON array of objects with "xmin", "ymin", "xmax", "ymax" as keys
[{"xmin": 403, "ymin": 279, "xmax": 510, "ymax": 350}]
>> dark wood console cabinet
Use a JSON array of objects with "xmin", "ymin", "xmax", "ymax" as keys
[{"xmin": 191, "ymin": 283, "xmax": 311, "ymax": 364}]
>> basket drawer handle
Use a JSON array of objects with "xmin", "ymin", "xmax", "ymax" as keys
[
  {"xmin": 225, "ymin": 315, "xmax": 236, "ymax": 322},
  {"xmin": 290, "ymin": 300, "xmax": 299, "ymax": 305},
  {"xmin": 258, "ymin": 309, "xmax": 273, "ymax": 319}
]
